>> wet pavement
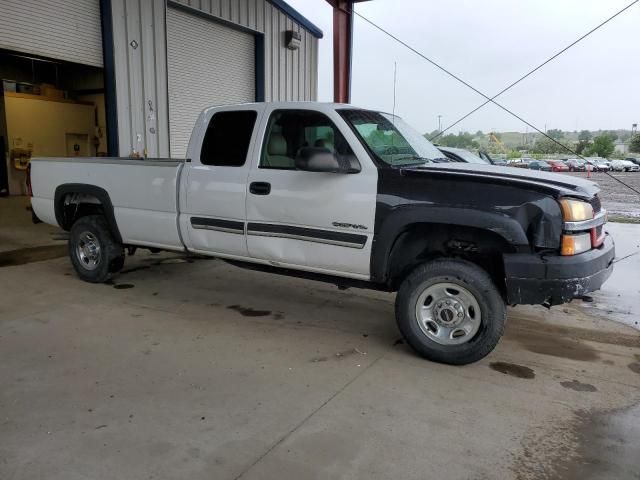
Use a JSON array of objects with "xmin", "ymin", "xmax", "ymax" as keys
[{"xmin": 584, "ymin": 222, "xmax": 640, "ymax": 330}]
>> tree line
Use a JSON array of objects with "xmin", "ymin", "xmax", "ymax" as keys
[{"xmin": 425, "ymin": 128, "xmax": 640, "ymax": 158}]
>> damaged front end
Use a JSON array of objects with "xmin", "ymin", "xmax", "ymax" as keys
[{"xmin": 503, "ymin": 195, "xmax": 615, "ymax": 306}]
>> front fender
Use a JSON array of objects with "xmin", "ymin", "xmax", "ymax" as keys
[{"xmin": 370, "ymin": 198, "xmax": 563, "ymax": 284}]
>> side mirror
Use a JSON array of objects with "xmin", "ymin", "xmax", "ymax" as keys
[{"xmin": 295, "ymin": 147, "xmax": 345, "ymax": 173}]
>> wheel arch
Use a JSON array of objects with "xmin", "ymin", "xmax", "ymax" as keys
[
  {"xmin": 372, "ymin": 208, "xmax": 527, "ymax": 289},
  {"xmin": 54, "ymin": 183, "xmax": 122, "ymax": 243}
]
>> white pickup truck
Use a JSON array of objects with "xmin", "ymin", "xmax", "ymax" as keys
[{"xmin": 30, "ymin": 102, "xmax": 614, "ymax": 364}]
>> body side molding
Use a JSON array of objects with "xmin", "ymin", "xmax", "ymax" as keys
[
  {"xmin": 190, "ymin": 217, "xmax": 245, "ymax": 234},
  {"xmin": 247, "ymin": 223, "xmax": 368, "ymax": 249}
]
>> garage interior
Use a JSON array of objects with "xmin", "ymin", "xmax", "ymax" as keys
[{"xmin": 0, "ymin": 51, "xmax": 108, "ymax": 196}]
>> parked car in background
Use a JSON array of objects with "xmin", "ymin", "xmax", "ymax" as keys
[
  {"xmin": 566, "ymin": 158, "xmax": 586, "ymax": 172},
  {"xmin": 595, "ymin": 159, "xmax": 611, "ymax": 172},
  {"xmin": 625, "ymin": 157, "xmax": 640, "ymax": 166},
  {"xmin": 610, "ymin": 160, "xmax": 625, "ymax": 172},
  {"xmin": 528, "ymin": 160, "xmax": 552, "ymax": 171},
  {"xmin": 585, "ymin": 158, "xmax": 610, "ymax": 172},
  {"xmin": 609, "ymin": 160, "xmax": 636, "ymax": 172},
  {"xmin": 547, "ymin": 160, "xmax": 569, "ymax": 172},
  {"xmin": 478, "ymin": 151, "xmax": 507, "ymax": 166},
  {"xmin": 621, "ymin": 160, "xmax": 639, "ymax": 172},
  {"xmin": 508, "ymin": 159, "xmax": 529, "ymax": 169},
  {"xmin": 438, "ymin": 146, "xmax": 491, "ymax": 164}
]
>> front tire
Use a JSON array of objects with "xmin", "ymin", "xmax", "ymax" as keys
[
  {"xmin": 395, "ymin": 259, "xmax": 506, "ymax": 365},
  {"xmin": 69, "ymin": 215, "xmax": 124, "ymax": 283}
]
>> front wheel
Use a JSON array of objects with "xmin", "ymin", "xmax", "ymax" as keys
[
  {"xmin": 395, "ymin": 259, "xmax": 506, "ymax": 365},
  {"xmin": 69, "ymin": 215, "xmax": 124, "ymax": 283}
]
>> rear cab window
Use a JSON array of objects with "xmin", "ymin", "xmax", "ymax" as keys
[{"xmin": 200, "ymin": 110, "xmax": 258, "ymax": 166}]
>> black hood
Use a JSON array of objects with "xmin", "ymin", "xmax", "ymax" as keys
[{"xmin": 403, "ymin": 163, "xmax": 599, "ymax": 199}]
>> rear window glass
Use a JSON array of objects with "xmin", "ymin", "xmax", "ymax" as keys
[{"xmin": 200, "ymin": 111, "xmax": 257, "ymax": 166}]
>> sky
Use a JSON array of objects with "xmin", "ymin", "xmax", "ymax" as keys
[{"xmin": 285, "ymin": 0, "xmax": 640, "ymax": 135}]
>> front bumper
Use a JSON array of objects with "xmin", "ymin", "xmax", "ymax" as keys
[{"xmin": 503, "ymin": 234, "xmax": 615, "ymax": 305}]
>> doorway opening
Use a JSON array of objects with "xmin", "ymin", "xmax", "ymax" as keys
[{"xmin": 0, "ymin": 50, "xmax": 108, "ymax": 197}]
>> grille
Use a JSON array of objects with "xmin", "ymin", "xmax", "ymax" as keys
[{"xmin": 590, "ymin": 195, "xmax": 601, "ymax": 214}]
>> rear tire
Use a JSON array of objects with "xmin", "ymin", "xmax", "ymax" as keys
[
  {"xmin": 395, "ymin": 259, "xmax": 506, "ymax": 365},
  {"xmin": 69, "ymin": 215, "xmax": 124, "ymax": 283}
]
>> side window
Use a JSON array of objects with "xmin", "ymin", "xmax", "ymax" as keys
[
  {"xmin": 260, "ymin": 110, "xmax": 357, "ymax": 170},
  {"xmin": 200, "ymin": 110, "xmax": 257, "ymax": 166}
]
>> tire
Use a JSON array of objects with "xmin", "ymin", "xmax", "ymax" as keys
[
  {"xmin": 69, "ymin": 215, "xmax": 124, "ymax": 283},
  {"xmin": 395, "ymin": 258, "xmax": 506, "ymax": 365}
]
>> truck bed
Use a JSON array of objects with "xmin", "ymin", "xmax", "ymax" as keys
[{"xmin": 30, "ymin": 157, "xmax": 187, "ymax": 251}]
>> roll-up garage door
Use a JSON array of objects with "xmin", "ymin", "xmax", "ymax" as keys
[
  {"xmin": 0, "ymin": 0, "xmax": 103, "ymax": 67},
  {"xmin": 167, "ymin": 7, "xmax": 256, "ymax": 158}
]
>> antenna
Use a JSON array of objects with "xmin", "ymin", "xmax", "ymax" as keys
[{"xmin": 392, "ymin": 61, "xmax": 397, "ymax": 123}]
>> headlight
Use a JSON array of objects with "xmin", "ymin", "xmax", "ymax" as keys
[
  {"xmin": 561, "ymin": 233, "xmax": 591, "ymax": 256},
  {"xmin": 559, "ymin": 199, "xmax": 593, "ymax": 222}
]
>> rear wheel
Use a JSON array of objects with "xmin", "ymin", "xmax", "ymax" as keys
[
  {"xmin": 395, "ymin": 259, "xmax": 506, "ymax": 365},
  {"xmin": 69, "ymin": 215, "xmax": 124, "ymax": 283}
]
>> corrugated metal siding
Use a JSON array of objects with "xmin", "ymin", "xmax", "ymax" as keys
[
  {"xmin": 172, "ymin": 0, "xmax": 318, "ymax": 101},
  {"xmin": 166, "ymin": 7, "xmax": 255, "ymax": 157},
  {"xmin": 110, "ymin": 0, "xmax": 170, "ymax": 157},
  {"xmin": 0, "ymin": 0, "xmax": 103, "ymax": 67},
  {"xmin": 109, "ymin": 0, "xmax": 318, "ymax": 157}
]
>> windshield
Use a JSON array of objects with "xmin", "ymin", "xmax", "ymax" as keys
[{"xmin": 339, "ymin": 109, "xmax": 446, "ymax": 166}]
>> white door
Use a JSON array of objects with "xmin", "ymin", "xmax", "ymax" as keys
[
  {"xmin": 167, "ymin": 7, "xmax": 255, "ymax": 158},
  {"xmin": 181, "ymin": 106, "xmax": 263, "ymax": 258},
  {"xmin": 245, "ymin": 107, "xmax": 378, "ymax": 280},
  {"xmin": 0, "ymin": 0, "xmax": 103, "ymax": 67}
]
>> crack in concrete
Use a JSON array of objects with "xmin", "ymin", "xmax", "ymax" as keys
[
  {"xmin": 232, "ymin": 355, "xmax": 384, "ymax": 480},
  {"xmin": 612, "ymin": 250, "xmax": 640, "ymax": 264}
]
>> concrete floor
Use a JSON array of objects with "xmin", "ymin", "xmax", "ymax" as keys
[
  {"xmin": 1, "ymin": 249, "xmax": 639, "ymax": 479},
  {"xmin": 1, "ymin": 198, "xmax": 639, "ymax": 479},
  {"xmin": 0, "ymin": 196, "xmax": 65, "ymax": 253}
]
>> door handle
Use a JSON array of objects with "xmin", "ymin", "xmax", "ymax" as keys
[{"xmin": 250, "ymin": 182, "xmax": 271, "ymax": 195}]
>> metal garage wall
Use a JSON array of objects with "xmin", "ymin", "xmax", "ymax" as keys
[
  {"xmin": 0, "ymin": 0, "xmax": 103, "ymax": 67},
  {"xmin": 171, "ymin": 0, "xmax": 319, "ymax": 102},
  {"xmin": 110, "ymin": 0, "xmax": 170, "ymax": 157},
  {"xmin": 166, "ymin": 7, "xmax": 255, "ymax": 157},
  {"xmin": 107, "ymin": 0, "xmax": 319, "ymax": 158}
]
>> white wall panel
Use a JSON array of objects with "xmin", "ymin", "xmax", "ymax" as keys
[{"xmin": 110, "ymin": 0, "xmax": 170, "ymax": 157}]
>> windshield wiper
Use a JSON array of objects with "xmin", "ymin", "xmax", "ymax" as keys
[{"xmin": 392, "ymin": 155, "xmax": 433, "ymax": 166}]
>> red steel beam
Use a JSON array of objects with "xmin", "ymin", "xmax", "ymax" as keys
[
  {"xmin": 331, "ymin": 0, "xmax": 352, "ymax": 103},
  {"xmin": 326, "ymin": 0, "xmax": 370, "ymax": 103}
]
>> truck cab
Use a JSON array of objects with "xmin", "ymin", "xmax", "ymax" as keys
[{"xmin": 181, "ymin": 103, "xmax": 378, "ymax": 278}]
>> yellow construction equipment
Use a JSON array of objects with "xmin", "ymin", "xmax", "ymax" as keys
[{"xmin": 488, "ymin": 132, "xmax": 508, "ymax": 154}]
